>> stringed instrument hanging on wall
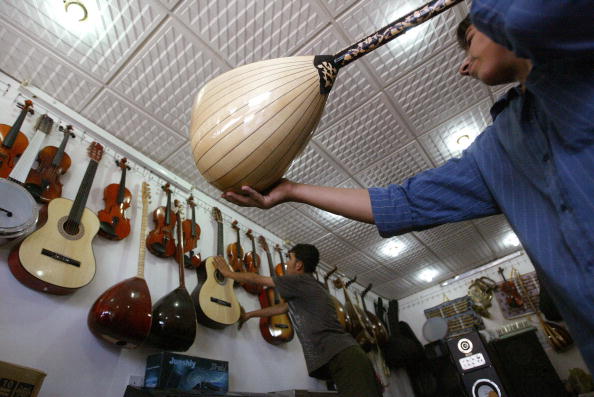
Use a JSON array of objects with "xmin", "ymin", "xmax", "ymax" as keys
[
  {"xmin": 87, "ymin": 182, "xmax": 153, "ymax": 348},
  {"xmin": 322, "ymin": 266, "xmax": 351, "ymax": 332},
  {"xmin": 0, "ymin": 99, "xmax": 33, "ymax": 178},
  {"xmin": 178, "ymin": 194, "xmax": 201, "ymax": 269},
  {"xmin": 97, "ymin": 157, "xmax": 132, "ymax": 241},
  {"xmin": 227, "ymin": 220, "xmax": 246, "ymax": 287},
  {"xmin": 241, "ymin": 229, "xmax": 262, "ymax": 295},
  {"xmin": 146, "ymin": 183, "xmax": 176, "ymax": 258}
]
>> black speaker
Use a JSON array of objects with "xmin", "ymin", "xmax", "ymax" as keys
[
  {"xmin": 447, "ymin": 331, "xmax": 508, "ymax": 397},
  {"xmin": 488, "ymin": 329, "xmax": 568, "ymax": 397}
]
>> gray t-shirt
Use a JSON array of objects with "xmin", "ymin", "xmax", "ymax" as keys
[{"xmin": 273, "ymin": 273, "xmax": 357, "ymax": 379}]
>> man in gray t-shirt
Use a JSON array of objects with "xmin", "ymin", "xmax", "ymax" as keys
[{"xmin": 214, "ymin": 244, "xmax": 382, "ymax": 397}]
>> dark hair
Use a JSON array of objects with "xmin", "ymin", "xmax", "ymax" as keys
[
  {"xmin": 456, "ymin": 14, "xmax": 472, "ymax": 50},
  {"xmin": 289, "ymin": 244, "xmax": 319, "ymax": 273}
]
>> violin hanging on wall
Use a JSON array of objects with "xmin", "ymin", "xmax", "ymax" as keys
[
  {"xmin": 97, "ymin": 157, "xmax": 132, "ymax": 240},
  {"xmin": 87, "ymin": 182, "xmax": 153, "ymax": 348},
  {"xmin": 0, "ymin": 99, "xmax": 33, "ymax": 178},
  {"xmin": 241, "ymin": 229, "xmax": 262, "ymax": 295},
  {"xmin": 226, "ymin": 220, "xmax": 245, "ymax": 287},
  {"xmin": 146, "ymin": 183, "xmax": 176, "ymax": 258},
  {"xmin": 25, "ymin": 125, "xmax": 75, "ymax": 203},
  {"xmin": 8, "ymin": 142, "xmax": 104, "ymax": 295},
  {"xmin": 178, "ymin": 194, "xmax": 201, "ymax": 269}
]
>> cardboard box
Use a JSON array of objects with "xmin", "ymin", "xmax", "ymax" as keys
[
  {"xmin": 0, "ymin": 361, "xmax": 46, "ymax": 397},
  {"xmin": 144, "ymin": 352, "xmax": 228, "ymax": 394}
]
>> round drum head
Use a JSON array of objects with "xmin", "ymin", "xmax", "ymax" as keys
[
  {"xmin": 423, "ymin": 317, "xmax": 449, "ymax": 342},
  {"xmin": 0, "ymin": 180, "xmax": 38, "ymax": 238}
]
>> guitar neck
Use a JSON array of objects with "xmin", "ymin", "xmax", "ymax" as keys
[
  {"xmin": 68, "ymin": 160, "xmax": 99, "ymax": 224},
  {"xmin": 8, "ymin": 129, "xmax": 46, "ymax": 183},
  {"xmin": 137, "ymin": 205, "xmax": 148, "ymax": 279}
]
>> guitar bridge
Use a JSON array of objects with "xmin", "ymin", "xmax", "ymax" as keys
[
  {"xmin": 41, "ymin": 248, "xmax": 81, "ymax": 267},
  {"xmin": 210, "ymin": 297, "xmax": 231, "ymax": 307}
]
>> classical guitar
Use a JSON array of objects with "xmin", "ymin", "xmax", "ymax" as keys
[
  {"xmin": 226, "ymin": 220, "xmax": 245, "ymax": 286},
  {"xmin": 191, "ymin": 207, "xmax": 241, "ymax": 329},
  {"xmin": 178, "ymin": 194, "xmax": 201, "ymax": 269},
  {"xmin": 25, "ymin": 125, "xmax": 75, "ymax": 203},
  {"xmin": 257, "ymin": 236, "xmax": 294, "ymax": 344},
  {"xmin": 0, "ymin": 99, "xmax": 33, "ymax": 178},
  {"xmin": 145, "ymin": 200, "xmax": 197, "ymax": 351},
  {"xmin": 97, "ymin": 157, "xmax": 132, "ymax": 240},
  {"xmin": 241, "ymin": 229, "xmax": 262, "ymax": 295},
  {"xmin": 87, "ymin": 182, "xmax": 152, "ymax": 348},
  {"xmin": 0, "ymin": 114, "xmax": 53, "ymax": 245},
  {"xmin": 322, "ymin": 266, "xmax": 351, "ymax": 332},
  {"xmin": 8, "ymin": 142, "xmax": 103, "ymax": 295},
  {"xmin": 146, "ymin": 183, "xmax": 176, "ymax": 257}
]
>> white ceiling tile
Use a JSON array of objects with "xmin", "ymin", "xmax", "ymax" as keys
[
  {"xmin": 332, "ymin": 252, "xmax": 381, "ymax": 279},
  {"xmin": 111, "ymin": 18, "xmax": 226, "ymax": 135},
  {"xmin": 231, "ymin": 204, "xmax": 295, "ymax": 228},
  {"xmin": 355, "ymin": 141, "xmax": 432, "ymax": 187},
  {"xmin": 413, "ymin": 220, "xmax": 475, "ymax": 245},
  {"xmin": 337, "ymin": 0, "xmax": 465, "ymax": 85},
  {"xmin": 418, "ymin": 97, "xmax": 492, "ymax": 165},
  {"xmin": 381, "ymin": 246, "xmax": 441, "ymax": 276},
  {"xmin": 358, "ymin": 264, "xmax": 398, "ymax": 287},
  {"xmin": 319, "ymin": 0, "xmax": 359, "ymax": 18},
  {"xmin": 294, "ymin": 204, "xmax": 352, "ymax": 231},
  {"xmin": 0, "ymin": 24, "xmax": 101, "ymax": 112},
  {"xmin": 310, "ymin": 233, "xmax": 357, "ymax": 265},
  {"xmin": 374, "ymin": 277, "xmax": 416, "ymax": 299},
  {"xmin": 159, "ymin": 0, "xmax": 181, "ymax": 10},
  {"xmin": 0, "ymin": 0, "xmax": 168, "ymax": 82},
  {"xmin": 82, "ymin": 90, "xmax": 185, "ymax": 162},
  {"xmin": 387, "ymin": 44, "xmax": 489, "ymax": 133},
  {"xmin": 175, "ymin": 0, "xmax": 330, "ymax": 67},
  {"xmin": 474, "ymin": 214, "xmax": 522, "ymax": 258},
  {"xmin": 314, "ymin": 93, "xmax": 414, "ymax": 173},
  {"xmin": 284, "ymin": 144, "xmax": 348, "ymax": 186},
  {"xmin": 334, "ymin": 221, "xmax": 384, "ymax": 250},
  {"xmin": 266, "ymin": 209, "xmax": 329, "ymax": 244}
]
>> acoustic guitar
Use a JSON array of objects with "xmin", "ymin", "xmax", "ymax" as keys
[
  {"xmin": 87, "ymin": 182, "xmax": 152, "ymax": 348},
  {"xmin": 191, "ymin": 207, "xmax": 241, "ymax": 329},
  {"xmin": 145, "ymin": 200, "xmax": 197, "ymax": 351},
  {"xmin": 0, "ymin": 114, "xmax": 53, "ymax": 245},
  {"xmin": 9, "ymin": 142, "xmax": 103, "ymax": 294},
  {"xmin": 0, "ymin": 99, "xmax": 33, "ymax": 178},
  {"xmin": 97, "ymin": 157, "xmax": 132, "ymax": 240},
  {"xmin": 257, "ymin": 236, "xmax": 294, "ymax": 344}
]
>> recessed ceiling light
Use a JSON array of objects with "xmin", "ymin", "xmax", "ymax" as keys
[
  {"xmin": 418, "ymin": 268, "xmax": 438, "ymax": 283},
  {"xmin": 503, "ymin": 232, "xmax": 520, "ymax": 247},
  {"xmin": 64, "ymin": 1, "xmax": 88, "ymax": 22},
  {"xmin": 382, "ymin": 239, "xmax": 404, "ymax": 257},
  {"xmin": 448, "ymin": 128, "xmax": 477, "ymax": 152}
]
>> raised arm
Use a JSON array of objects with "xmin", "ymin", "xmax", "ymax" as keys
[{"xmin": 213, "ymin": 256, "xmax": 275, "ymax": 287}]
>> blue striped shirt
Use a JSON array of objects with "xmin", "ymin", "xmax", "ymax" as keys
[{"xmin": 369, "ymin": 0, "xmax": 594, "ymax": 372}]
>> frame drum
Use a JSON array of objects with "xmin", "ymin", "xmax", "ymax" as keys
[{"xmin": 0, "ymin": 179, "xmax": 38, "ymax": 245}]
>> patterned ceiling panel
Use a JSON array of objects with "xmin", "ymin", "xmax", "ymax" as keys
[
  {"xmin": 175, "ymin": 0, "xmax": 329, "ymax": 67},
  {"xmin": 338, "ymin": 0, "xmax": 464, "ymax": 85},
  {"xmin": 266, "ymin": 209, "xmax": 329, "ymax": 245},
  {"xmin": 418, "ymin": 97, "xmax": 493, "ymax": 166},
  {"xmin": 0, "ymin": 24, "xmax": 101, "ymax": 112},
  {"xmin": 314, "ymin": 93, "xmax": 414, "ymax": 173},
  {"xmin": 82, "ymin": 90, "xmax": 185, "ymax": 162},
  {"xmin": 355, "ymin": 141, "xmax": 432, "ymax": 187},
  {"xmin": 0, "ymin": 0, "xmax": 167, "ymax": 82},
  {"xmin": 362, "ymin": 234, "xmax": 424, "ymax": 265},
  {"xmin": 0, "ymin": 0, "xmax": 521, "ymax": 300},
  {"xmin": 284, "ymin": 144, "xmax": 349, "ymax": 186},
  {"xmin": 111, "ymin": 18, "xmax": 226, "ymax": 135},
  {"xmin": 293, "ymin": 25, "xmax": 380, "ymax": 134},
  {"xmin": 387, "ymin": 43, "xmax": 490, "ymax": 134}
]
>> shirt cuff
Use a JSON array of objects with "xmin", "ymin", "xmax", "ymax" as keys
[{"xmin": 368, "ymin": 185, "xmax": 414, "ymax": 238}]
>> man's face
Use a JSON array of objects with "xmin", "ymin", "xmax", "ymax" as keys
[
  {"xmin": 285, "ymin": 252, "xmax": 301, "ymax": 275},
  {"xmin": 458, "ymin": 25, "xmax": 521, "ymax": 85}
]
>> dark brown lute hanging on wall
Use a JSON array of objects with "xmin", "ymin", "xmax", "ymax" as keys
[
  {"xmin": 336, "ymin": 276, "xmax": 375, "ymax": 352},
  {"xmin": 257, "ymin": 236, "xmax": 294, "ymax": 344},
  {"xmin": 145, "ymin": 200, "xmax": 197, "ymax": 352},
  {"xmin": 360, "ymin": 283, "xmax": 388, "ymax": 346},
  {"xmin": 87, "ymin": 182, "xmax": 153, "ymax": 348},
  {"xmin": 322, "ymin": 266, "xmax": 351, "ymax": 332},
  {"xmin": 241, "ymin": 229, "xmax": 262, "ymax": 295}
]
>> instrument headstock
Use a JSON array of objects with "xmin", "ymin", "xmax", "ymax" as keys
[
  {"xmin": 87, "ymin": 142, "xmax": 104, "ymax": 162},
  {"xmin": 161, "ymin": 183, "xmax": 171, "ymax": 194},
  {"xmin": 258, "ymin": 235, "xmax": 269, "ymax": 252},
  {"xmin": 17, "ymin": 99, "xmax": 34, "ymax": 115},
  {"xmin": 187, "ymin": 194, "xmax": 196, "ymax": 208},
  {"xmin": 275, "ymin": 244, "xmax": 284, "ymax": 264},
  {"xmin": 246, "ymin": 229, "xmax": 254, "ymax": 241},
  {"xmin": 141, "ymin": 182, "xmax": 151, "ymax": 205},
  {"xmin": 323, "ymin": 265, "xmax": 338, "ymax": 282},
  {"xmin": 231, "ymin": 220, "xmax": 240, "ymax": 231},
  {"xmin": 34, "ymin": 114, "xmax": 54, "ymax": 135},
  {"xmin": 58, "ymin": 124, "xmax": 75, "ymax": 138},
  {"xmin": 345, "ymin": 276, "xmax": 357, "ymax": 288},
  {"xmin": 116, "ymin": 157, "xmax": 131, "ymax": 170},
  {"xmin": 212, "ymin": 207, "xmax": 222, "ymax": 224}
]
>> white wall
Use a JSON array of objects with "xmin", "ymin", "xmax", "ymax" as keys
[
  {"xmin": 0, "ymin": 75, "xmax": 412, "ymax": 397},
  {"xmin": 396, "ymin": 251, "xmax": 590, "ymax": 380}
]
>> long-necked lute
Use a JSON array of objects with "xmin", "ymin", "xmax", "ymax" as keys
[
  {"xmin": 87, "ymin": 182, "xmax": 152, "ymax": 348},
  {"xmin": 190, "ymin": 0, "xmax": 463, "ymax": 192},
  {"xmin": 8, "ymin": 142, "xmax": 103, "ymax": 294}
]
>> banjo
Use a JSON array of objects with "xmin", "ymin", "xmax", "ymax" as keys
[{"xmin": 0, "ymin": 114, "xmax": 53, "ymax": 245}]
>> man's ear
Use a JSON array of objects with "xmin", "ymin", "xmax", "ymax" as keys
[{"xmin": 295, "ymin": 260, "xmax": 304, "ymax": 272}]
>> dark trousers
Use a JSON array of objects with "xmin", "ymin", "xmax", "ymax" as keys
[{"xmin": 328, "ymin": 345, "xmax": 382, "ymax": 397}]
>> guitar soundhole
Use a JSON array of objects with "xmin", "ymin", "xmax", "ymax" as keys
[
  {"xmin": 58, "ymin": 216, "xmax": 85, "ymax": 240},
  {"xmin": 215, "ymin": 269, "xmax": 225, "ymax": 285}
]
